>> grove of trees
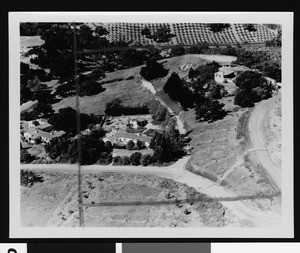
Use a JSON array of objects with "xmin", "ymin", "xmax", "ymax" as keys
[{"xmin": 234, "ymin": 71, "xmax": 274, "ymax": 107}]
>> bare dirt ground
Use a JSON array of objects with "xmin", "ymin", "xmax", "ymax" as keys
[{"xmin": 21, "ymin": 170, "xmax": 233, "ymax": 227}]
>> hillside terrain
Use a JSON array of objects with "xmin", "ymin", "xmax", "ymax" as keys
[
  {"xmin": 19, "ymin": 23, "xmax": 282, "ymax": 229},
  {"xmin": 21, "ymin": 170, "xmax": 235, "ymax": 227}
]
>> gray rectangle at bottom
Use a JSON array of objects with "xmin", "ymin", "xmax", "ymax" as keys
[{"xmin": 123, "ymin": 243, "xmax": 210, "ymax": 253}]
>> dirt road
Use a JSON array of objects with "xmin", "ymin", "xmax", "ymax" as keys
[
  {"xmin": 22, "ymin": 157, "xmax": 281, "ymax": 227},
  {"xmin": 248, "ymin": 92, "xmax": 281, "ymax": 190}
]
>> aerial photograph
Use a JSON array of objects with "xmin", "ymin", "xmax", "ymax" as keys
[{"xmin": 19, "ymin": 21, "xmax": 282, "ymax": 228}]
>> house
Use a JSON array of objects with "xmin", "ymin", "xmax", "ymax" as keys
[
  {"xmin": 104, "ymin": 131, "xmax": 152, "ymax": 147},
  {"xmin": 214, "ymin": 65, "xmax": 249, "ymax": 83},
  {"xmin": 23, "ymin": 129, "xmax": 65, "ymax": 144}
]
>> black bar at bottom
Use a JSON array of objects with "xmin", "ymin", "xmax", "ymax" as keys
[{"xmin": 28, "ymin": 243, "xmax": 115, "ymax": 253}]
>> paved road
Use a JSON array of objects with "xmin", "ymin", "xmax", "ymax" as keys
[{"xmin": 248, "ymin": 92, "xmax": 281, "ymax": 190}]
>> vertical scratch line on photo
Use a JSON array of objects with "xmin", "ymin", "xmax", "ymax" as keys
[{"xmin": 73, "ymin": 22, "xmax": 84, "ymax": 228}]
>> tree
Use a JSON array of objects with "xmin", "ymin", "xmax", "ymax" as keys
[
  {"xmin": 235, "ymin": 71, "xmax": 267, "ymax": 90},
  {"xmin": 105, "ymin": 141, "xmax": 113, "ymax": 151},
  {"xmin": 20, "ymin": 150, "xmax": 35, "ymax": 163},
  {"xmin": 140, "ymin": 58, "xmax": 169, "ymax": 81},
  {"xmin": 170, "ymin": 46, "xmax": 185, "ymax": 56},
  {"xmin": 20, "ymin": 62, "xmax": 30, "ymax": 74},
  {"xmin": 126, "ymin": 140, "xmax": 135, "ymax": 150},
  {"xmin": 207, "ymin": 23, "xmax": 231, "ymax": 33},
  {"xmin": 90, "ymin": 68, "xmax": 105, "ymax": 81},
  {"xmin": 121, "ymin": 156, "xmax": 131, "ymax": 165},
  {"xmin": 150, "ymin": 127, "xmax": 186, "ymax": 164},
  {"xmin": 244, "ymin": 24, "xmax": 257, "ymax": 32},
  {"xmin": 141, "ymin": 26, "xmax": 175, "ymax": 43},
  {"xmin": 195, "ymin": 98, "xmax": 227, "ymax": 122},
  {"xmin": 141, "ymin": 154, "xmax": 153, "ymax": 166},
  {"xmin": 130, "ymin": 152, "xmax": 142, "ymax": 166},
  {"xmin": 136, "ymin": 140, "xmax": 146, "ymax": 150},
  {"xmin": 113, "ymin": 156, "xmax": 122, "ymax": 165}
]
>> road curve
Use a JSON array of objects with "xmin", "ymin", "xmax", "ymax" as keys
[
  {"xmin": 248, "ymin": 92, "xmax": 281, "ymax": 190},
  {"xmin": 21, "ymin": 156, "xmax": 281, "ymax": 227}
]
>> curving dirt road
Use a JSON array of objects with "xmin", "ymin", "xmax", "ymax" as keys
[
  {"xmin": 248, "ymin": 92, "xmax": 281, "ymax": 190},
  {"xmin": 22, "ymin": 156, "xmax": 281, "ymax": 227}
]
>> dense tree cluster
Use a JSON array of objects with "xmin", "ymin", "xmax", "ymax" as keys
[
  {"xmin": 163, "ymin": 72, "xmax": 195, "ymax": 109},
  {"xmin": 170, "ymin": 46, "xmax": 185, "ymax": 57},
  {"xmin": 207, "ymin": 24, "xmax": 231, "ymax": 33},
  {"xmin": 243, "ymin": 24, "xmax": 257, "ymax": 32},
  {"xmin": 45, "ymin": 128, "xmax": 111, "ymax": 165},
  {"xmin": 195, "ymin": 98, "xmax": 227, "ymax": 122},
  {"xmin": 20, "ymin": 149, "xmax": 35, "ymax": 163},
  {"xmin": 54, "ymin": 73, "xmax": 106, "ymax": 98},
  {"xmin": 49, "ymin": 107, "xmax": 104, "ymax": 135},
  {"xmin": 150, "ymin": 126, "xmax": 186, "ymax": 164},
  {"xmin": 105, "ymin": 98, "xmax": 150, "ymax": 116},
  {"xmin": 265, "ymin": 29, "xmax": 282, "ymax": 47},
  {"xmin": 126, "ymin": 140, "xmax": 146, "ymax": 150},
  {"xmin": 188, "ymin": 61, "xmax": 221, "ymax": 92},
  {"xmin": 234, "ymin": 71, "xmax": 274, "ymax": 107},
  {"xmin": 140, "ymin": 59, "xmax": 169, "ymax": 81},
  {"xmin": 141, "ymin": 26, "xmax": 176, "ymax": 43}
]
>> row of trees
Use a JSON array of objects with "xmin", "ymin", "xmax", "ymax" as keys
[{"xmin": 105, "ymin": 98, "xmax": 150, "ymax": 116}]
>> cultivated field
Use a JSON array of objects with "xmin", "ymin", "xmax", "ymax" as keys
[{"xmin": 101, "ymin": 23, "xmax": 277, "ymax": 46}]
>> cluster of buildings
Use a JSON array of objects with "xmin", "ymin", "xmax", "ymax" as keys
[
  {"xmin": 103, "ymin": 115, "xmax": 161, "ymax": 148},
  {"xmin": 20, "ymin": 118, "xmax": 65, "ymax": 145}
]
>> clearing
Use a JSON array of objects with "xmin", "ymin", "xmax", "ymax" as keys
[{"xmin": 21, "ymin": 170, "xmax": 233, "ymax": 227}]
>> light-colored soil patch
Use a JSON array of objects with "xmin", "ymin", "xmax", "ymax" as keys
[{"xmin": 21, "ymin": 171, "xmax": 234, "ymax": 227}]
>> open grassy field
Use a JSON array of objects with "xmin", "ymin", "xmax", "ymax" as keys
[
  {"xmin": 52, "ymin": 75, "xmax": 156, "ymax": 115},
  {"xmin": 52, "ymin": 54, "xmax": 234, "ymax": 115},
  {"xmin": 21, "ymin": 170, "xmax": 234, "ymax": 227}
]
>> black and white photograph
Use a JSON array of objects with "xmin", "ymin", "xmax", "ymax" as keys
[{"xmin": 9, "ymin": 12, "xmax": 293, "ymax": 238}]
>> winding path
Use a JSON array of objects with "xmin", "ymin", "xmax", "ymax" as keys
[{"xmin": 248, "ymin": 92, "xmax": 281, "ymax": 190}]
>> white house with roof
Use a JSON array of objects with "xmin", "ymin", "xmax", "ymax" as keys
[
  {"xmin": 103, "ymin": 130, "xmax": 152, "ymax": 147},
  {"xmin": 23, "ymin": 129, "xmax": 65, "ymax": 144},
  {"xmin": 214, "ymin": 65, "xmax": 250, "ymax": 83}
]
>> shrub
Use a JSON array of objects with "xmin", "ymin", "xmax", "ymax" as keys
[
  {"xmin": 130, "ymin": 152, "xmax": 142, "ymax": 166},
  {"xmin": 20, "ymin": 150, "xmax": 35, "ymax": 163},
  {"xmin": 141, "ymin": 154, "xmax": 153, "ymax": 166},
  {"xmin": 126, "ymin": 140, "xmax": 135, "ymax": 150},
  {"xmin": 113, "ymin": 156, "xmax": 122, "ymax": 165},
  {"xmin": 121, "ymin": 156, "xmax": 131, "ymax": 165},
  {"xmin": 21, "ymin": 169, "xmax": 44, "ymax": 187}
]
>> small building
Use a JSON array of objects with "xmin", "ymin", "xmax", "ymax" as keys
[
  {"xmin": 214, "ymin": 70, "xmax": 235, "ymax": 83},
  {"xmin": 104, "ymin": 131, "xmax": 152, "ymax": 147},
  {"xmin": 214, "ymin": 65, "xmax": 250, "ymax": 83}
]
